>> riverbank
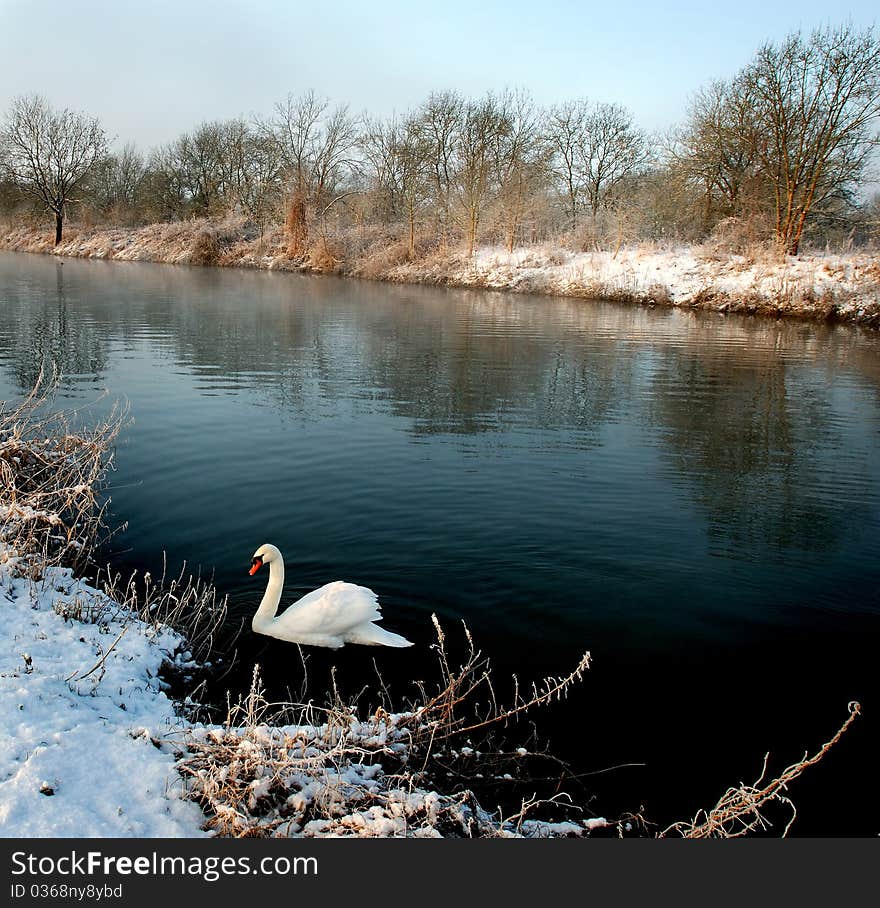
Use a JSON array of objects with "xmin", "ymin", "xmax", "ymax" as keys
[
  {"xmin": 0, "ymin": 541, "xmax": 607, "ymax": 837},
  {"xmin": 2, "ymin": 220, "xmax": 878, "ymax": 327}
]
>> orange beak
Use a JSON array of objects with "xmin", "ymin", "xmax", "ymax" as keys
[{"xmin": 249, "ymin": 558, "xmax": 263, "ymax": 576}]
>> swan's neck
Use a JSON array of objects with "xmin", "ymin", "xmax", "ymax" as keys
[{"xmin": 253, "ymin": 554, "xmax": 285, "ymax": 630}]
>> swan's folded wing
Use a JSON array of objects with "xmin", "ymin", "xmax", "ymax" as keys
[{"xmin": 273, "ymin": 581, "xmax": 382, "ymax": 636}]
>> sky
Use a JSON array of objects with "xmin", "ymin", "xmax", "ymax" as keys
[{"xmin": 0, "ymin": 0, "xmax": 877, "ymax": 151}]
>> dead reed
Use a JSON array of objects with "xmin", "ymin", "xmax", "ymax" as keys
[
  {"xmin": 175, "ymin": 619, "xmax": 594, "ymax": 838},
  {"xmin": 98, "ymin": 556, "xmax": 229, "ymax": 665},
  {"xmin": 1, "ymin": 377, "xmax": 228, "ymax": 666},
  {"xmin": 0, "ymin": 374, "xmax": 123, "ymax": 572}
]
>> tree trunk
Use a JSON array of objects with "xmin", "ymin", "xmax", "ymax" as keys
[
  {"xmin": 789, "ymin": 181, "xmax": 819, "ymax": 257},
  {"xmin": 54, "ymin": 211, "xmax": 63, "ymax": 246},
  {"xmin": 505, "ymin": 206, "xmax": 521, "ymax": 253}
]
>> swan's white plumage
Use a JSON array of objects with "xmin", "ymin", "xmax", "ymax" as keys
[{"xmin": 249, "ymin": 544, "xmax": 413, "ymax": 649}]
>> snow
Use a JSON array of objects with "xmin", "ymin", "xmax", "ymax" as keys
[
  {"xmin": 393, "ymin": 244, "xmax": 880, "ymax": 322},
  {"xmin": 0, "ymin": 553, "xmax": 207, "ymax": 837}
]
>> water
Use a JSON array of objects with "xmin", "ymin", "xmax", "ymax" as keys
[{"xmin": 1, "ymin": 250, "xmax": 878, "ymax": 834}]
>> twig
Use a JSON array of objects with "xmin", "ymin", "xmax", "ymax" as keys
[
  {"xmin": 661, "ymin": 701, "xmax": 862, "ymax": 838},
  {"xmin": 65, "ymin": 625, "xmax": 129, "ymax": 682}
]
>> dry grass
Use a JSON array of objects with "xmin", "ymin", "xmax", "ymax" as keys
[
  {"xmin": 3, "ymin": 217, "xmax": 878, "ymax": 326},
  {"xmin": 174, "ymin": 619, "xmax": 594, "ymax": 838},
  {"xmin": 661, "ymin": 702, "xmax": 862, "ymax": 838},
  {"xmin": 1, "ymin": 378, "xmax": 228, "ymax": 670},
  {"xmin": 306, "ymin": 235, "xmax": 344, "ymax": 273},
  {"xmin": 176, "ymin": 666, "xmax": 428, "ymax": 837},
  {"xmin": 353, "ymin": 239, "xmax": 413, "ymax": 280},
  {"xmin": 98, "ymin": 556, "xmax": 229, "ymax": 665},
  {"xmin": 400, "ymin": 614, "xmax": 590, "ymax": 746},
  {"xmin": 702, "ymin": 215, "xmax": 778, "ymax": 259},
  {"xmin": 0, "ymin": 374, "xmax": 123, "ymax": 573},
  {"xmin": 189, "ymin": 228, "xmax": 221, "ymax": 266},
  {"xmin": 177, "ymin": 615, "xmax": 857, "ymax": 838}
]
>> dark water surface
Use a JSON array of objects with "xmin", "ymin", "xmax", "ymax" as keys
[{"xmin": 1, "ymin": 250, "xmax": 878, "ymax": 834}]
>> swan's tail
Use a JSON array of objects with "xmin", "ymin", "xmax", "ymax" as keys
[{"xmin": 347, "ymin": 623, "xmax": 414, "ymax": 647}]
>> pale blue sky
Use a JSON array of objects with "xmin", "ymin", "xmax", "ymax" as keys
[{"xmin": 0, "ymin": 0, "xmax": 876, "ymax": 150}]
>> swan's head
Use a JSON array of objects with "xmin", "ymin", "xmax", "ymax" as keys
[{"xmin": 249, "ymin": 543, "xmax": 281, "ymax": 576}]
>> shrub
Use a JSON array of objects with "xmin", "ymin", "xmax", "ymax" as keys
[
  {"xmin": 354, "ymin": 239, "xmax": 412, "ymax": 279},
  {"xmin": 307, "ymin": 235, "xmax": 344, "ymax": 273},
  {"xmin": 285, "ymin": 191, "xmax": 308, "ymax": 259},
  {"xmin": 190, "ymin": 229, "xmax": 220, "ymax": 266},
  {"xmin": 0, "ymin": 376, "xmax": 123, "ymax": 571}
]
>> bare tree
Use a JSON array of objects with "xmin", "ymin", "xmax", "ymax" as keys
[
  {"xmin": 237, "ymin": 129, "xmax": 283, "ymax": 240},
  {"xmin": 267, "ymin": 91, "xmax": 359, "ymax": 245},
  {"xmin": 1, "ymin": 95, "xmax": 108, "ymax": 243},
  {"xmin": 674, "ymin": 79, "xmax": 763, "ymax": 233},
  {"xmin": 269, "ymin": 91, "xmax": 324, "ymax": 196},
  {"xmin": 545, "ymin": 98, "xmax": 590, "ymax": 231},
  {"xmin": 172, "ymin": 121, "xmax": 232, "ymax": 215},
  {"xmin": 146, "ymin": 118, "xmax": 276, "ymax": 220},
  {"xmin": 359, "ymin": 114, "xmax": 406, "ymax": 223},
  {"xmin": 89, "ymin": 143, "xmax": 148, "ymax": 223},
  {"xmin": 210, "ymin": 118, "xmax": 252, "ymax": 211},
  {"xmin": 743, "ymin": 24, "xmax": 880, "ymax": 254},
  {"xmin": 545, "ymin": 99, "xmax": 647, "ymax": 229},
  {"xmin": 580, "ymin": 102, "xmax": 648, "ymax": 220},
  {"xmin": 492, "ymin": 89, "xmax": 548, "ymax": 252},
  {"xmin": 360, "ymin": 112, "xmax": 432, "ymax": 257},
  {"xmin": 454, "ymin": 94, "xmax": 508, "ymax": 256},
  {"xmin": 417, "ymin": 91, "xmax": 463, "ymax": 246},
  {"xmin": 397, "ymin": 116, "xmax": 433, "ymax": 257},
  {"xmin": 140, "ymin": 144, "xmax": 189, "ymax": 221}
]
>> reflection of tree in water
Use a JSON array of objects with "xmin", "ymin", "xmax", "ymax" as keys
[
  {"xmin": 128, "ymin": 274, "xmax": 639, "ymax": 442},
  {"xmin": 645, "ymin": 318, "xmax": 875, "ymax": 558},
  {"xmin": 155, "ymin": 278, "xmax": 319, "ymax": 415},
  {"xmin": 1, "ymin": 263, "xmax": 108, "ymax": 391},
  {"xmin": 362, "ymin": 292, "xmax": 635, "ymax": 440}
]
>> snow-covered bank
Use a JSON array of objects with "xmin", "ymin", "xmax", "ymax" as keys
[
  {"xmin": 389, "ymin": 244, "xmax": 880, "ymax": 326},
  {"xmin": 0, "ymin": 554, "xmax": 206, "ymax": 836},
  {"xmin": 2, "ymin": 221, "xmax": 878, "ymax": 327},
  {"xmin": 0, "ymin": 549, "xmax": 606, "ymax": 838}
]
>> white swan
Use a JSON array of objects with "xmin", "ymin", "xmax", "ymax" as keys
[{"xmin": 248, "ymin": 544, "xmax": 413, "ymax": 649}]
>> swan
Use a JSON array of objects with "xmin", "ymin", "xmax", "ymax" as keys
[{"xmin": 248, "ymin": 544, "xmax": 413, "ymax": 649}]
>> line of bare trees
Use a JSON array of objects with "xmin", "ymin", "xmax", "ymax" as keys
[
  {"xmin": 672, "ymin": 25, "xmax": 880, "ymax": 254},
  {"xmin": 2, "ymin": 24, "xmax": 878, "ymax": 253}
]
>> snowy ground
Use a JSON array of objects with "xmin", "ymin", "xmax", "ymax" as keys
[
  {"xmin": 0, "ymin": 548, "xmax": 206, "ymax": 836},
  {"xmin": 391, "ymin": 244, "xmax": 880, "ymax": 324}
]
